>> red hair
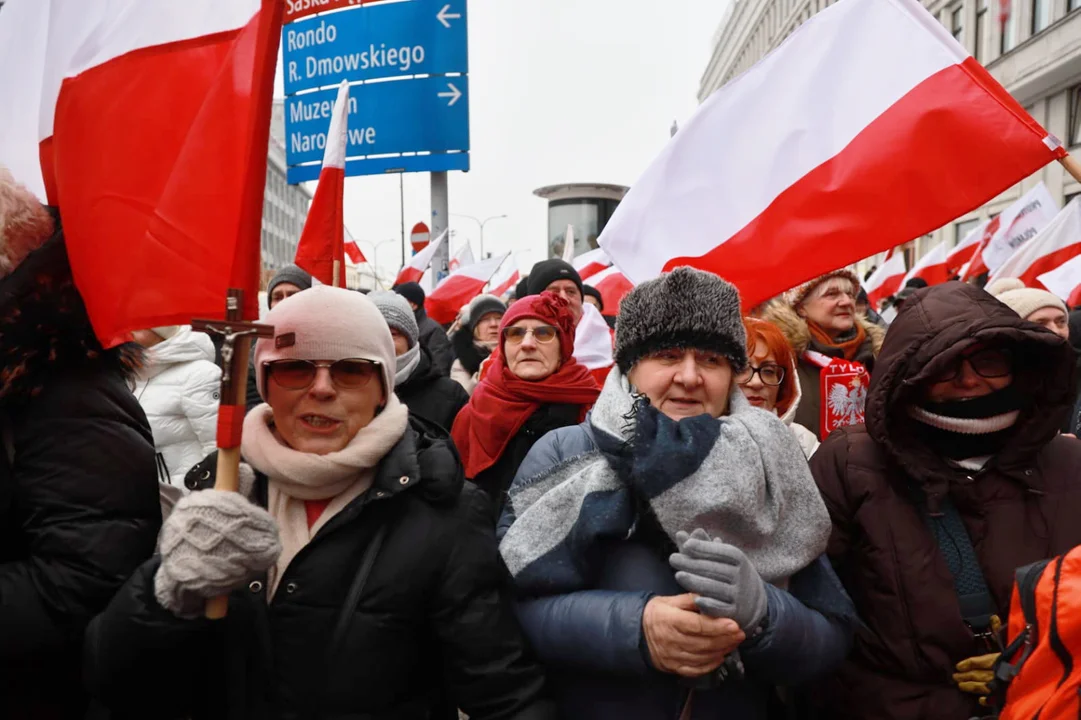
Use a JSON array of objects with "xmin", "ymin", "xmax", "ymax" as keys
[{"xmin": 743, "ymin": 317, "xmax": 798, "ymax": 417}]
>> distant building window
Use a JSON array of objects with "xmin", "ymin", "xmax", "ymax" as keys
[
  {"xmin": 975, "ymin": 0, "xmax": 987, "ymax": 61},
  {"xmin": 1072, "ymin": 0, "xmax": 1080, "ymax": 13},
  {"xmin": 1032, "ymin": 0, "xmax": 1050, "ymax": 33},
  {"xmin": 955, "ymin": 219, "xmax": 980, "ymax": 246},
  {"xmin": 951, "ymin": 5, "xmax": 964, "ymax": 43},
  {"xmin": 1070, "ymin": 85, "xmax": 1081, "ymax": 147}
]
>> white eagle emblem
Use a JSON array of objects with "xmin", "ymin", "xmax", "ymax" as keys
[{"xmin": 827, "ymin": 380, "xmax": 866, "ymax": 429}]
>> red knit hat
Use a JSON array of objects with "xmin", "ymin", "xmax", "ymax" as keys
[{"xmin": 499, "ymin": 291, "xmax": 577, "ymax": 364}]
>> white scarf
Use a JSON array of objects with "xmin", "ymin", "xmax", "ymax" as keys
[
  {"xmin": 241, "ymin": 397, "xmax": 409, "ymax": 598},
  {"xmin": 394, "ymin": 343, "xmax": 422, "ymax": 387}
]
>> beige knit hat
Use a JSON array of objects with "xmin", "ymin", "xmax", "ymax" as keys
[
  {"xmin": 786, "ymin": 269, "xmax": 861, "ymax": 308},
  {"xmin": 987, "ymin": 278, "xmax": 1067, "ymax": 321}
]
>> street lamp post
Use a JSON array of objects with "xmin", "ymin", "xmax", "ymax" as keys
[
  {"xmin": 451, "ymin": 213, "xmax": 508, "ymax": 258},
  {"xmin": 358, "ymin": 237, "xmax": 398, "ymax": 285}
]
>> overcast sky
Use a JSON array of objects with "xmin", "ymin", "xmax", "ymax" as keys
[{"xmin": 277, "ymin": 0, "xmax": 728, "ymax": 279}]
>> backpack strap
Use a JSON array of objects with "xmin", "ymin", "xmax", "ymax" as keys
[{"xmin": 920, "ymin": 492, "xmax": 999, "ymax": 648}]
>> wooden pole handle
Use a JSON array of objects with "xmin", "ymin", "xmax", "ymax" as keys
[
  {"xmin": 333, "ymin": 259, "xmax": 341, "ymax": 288},
  {"xmin": 204, "ymin": 335, "xmax": 252, "ymax": 619},
  {"xmin": 1060, "ymin": 154, "xmax": 1081, "ymax": 186}
]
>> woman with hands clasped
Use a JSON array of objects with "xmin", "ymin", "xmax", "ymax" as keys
[{"xmin": 497, "ymin": 268, "xmax": 855, "ymax": 719}]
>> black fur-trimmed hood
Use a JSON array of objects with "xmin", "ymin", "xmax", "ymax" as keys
[{"xmin": 0, "ymin": 223, "xmax": 141, "ymax": 406}]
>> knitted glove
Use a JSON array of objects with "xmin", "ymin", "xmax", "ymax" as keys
[
  {"xmin": 954, "ymin": 653, "xmax": 999, "ymax": 696},
  {"xmin": 670, "ymin": 529, "xmax": 768, "ymax": 632},
  {"xmin": 154, "ymin": 489, "xmax": 282, "ymax": 619}
]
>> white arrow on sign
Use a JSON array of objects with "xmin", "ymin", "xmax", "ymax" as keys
[
  {"xmin": 438, "ymin": 83, "xmax": 462, "ymax": 106},
  {"xmin": 437, "ymin": 4, "xmax": 461, "ymax": 28}
]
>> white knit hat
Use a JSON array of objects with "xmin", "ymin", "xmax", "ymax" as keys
[
  {"xmin": 253, "ymin": 285, "xmax": 395, "ymax": 400},
  {"xmin": 986, "ymin": 278, "xmax": 1067, "ymax": 322}
]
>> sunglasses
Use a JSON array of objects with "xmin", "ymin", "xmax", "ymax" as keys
[
  {"xmin": 265, "ymin": 358, "xmax": 380, "ymax": 390},
  {"xmin": 933, "ymin": 347, "xmax": 1013, "ymax": 382},
  {"xmin": 735, "ymin": 363, "xmax": 786, "ymax": 387},
  {"xmin": 503, "ymin": 325, "xmax": 558, "ymax": 345}
]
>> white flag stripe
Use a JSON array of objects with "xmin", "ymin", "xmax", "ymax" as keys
[
  {"xmin": 864, "ymin": 250, "xmax": 906, "ymax": 294},
  {"xmin": 321, "ymin": 81, "xmax": 349, "ymax": 169},
  {"xmin": 1039, "ymin": 254, "xmax": 1081, "ymax": 301},
  {"xmin": 991, "ymin": 198, "xmax": 1081, "ymax": 283},
  {"xmin": 982, "ymin": 182, "xmax": 1059, "ymax": 272},
  {"xmin": 600, "ymin": 0, "xmax": 964, "ymax": 281},
  {"xmin": 902, "ymin": 241, "xmax": 947, "ymax": 284}
]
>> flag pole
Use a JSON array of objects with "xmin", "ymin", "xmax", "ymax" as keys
[
  {"xmin": 483, "ymin": 253, "xmax": 512, "ymax": 293},
  {"xmin": 333, "ymin": 259, "xmax": 341, "ymax": 288},
  {"xmin": 1060, "ymin": 154, "xmax": 1081, "ymax": 185}
]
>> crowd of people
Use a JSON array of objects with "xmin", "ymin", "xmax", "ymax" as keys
[{"xmin": 4, "ymin": 164, "xmax": 1081, "ymax": 720}]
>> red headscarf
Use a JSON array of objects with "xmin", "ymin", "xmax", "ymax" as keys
[{"xmin": 452, "ymin": 292, "xmax": 601, "ymax": 479}]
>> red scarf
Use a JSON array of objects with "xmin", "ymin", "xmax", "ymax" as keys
[{"xmin": 452, "ymin": 358, "xmax": 601, "ymax": 479}]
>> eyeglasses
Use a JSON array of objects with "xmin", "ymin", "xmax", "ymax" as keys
[
  {"xmin": 735, "ymin": 363, "xmax": 786, "ymax": 387},
  {"xmin": 265, "ymin": 359, "xmax": 380, "ymax": 390},
  {"xmin": 503, "ymin": 325, "xmax": 558, "ymax": 345},
  {"xmin": 933, "ymin": 347, "xmax": 1013, "ymax": 382}
]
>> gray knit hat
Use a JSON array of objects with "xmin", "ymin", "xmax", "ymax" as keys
[
  {"xmin": 266, "ymin": 264, "xmax": 313, "ymax": 309},
  {"xmin": 615, "ymin": 267, "xmax": 747, "ymax": 374},
  {"xmin": 369, "ymin": 291, "xmax": 420, "ymax": 348}
]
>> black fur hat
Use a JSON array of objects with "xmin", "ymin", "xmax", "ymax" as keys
[{"xmin": 614, "ymin": 267, "xmax": 747, "ymax": 374}]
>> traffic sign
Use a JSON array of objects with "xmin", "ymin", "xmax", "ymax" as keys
[
  {"xmin": 283, "ymin": 0, "xmax": 467, "ymax": 95},
  {"xmin": 285, "ymin": 76, "xmax": 469, "ymax": 182},
  {"xmin": 411, "ymin": 222, "xmax": 431, "ymax": 252}
]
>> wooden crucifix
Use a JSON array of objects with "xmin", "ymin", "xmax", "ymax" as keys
[{"xmin": 192, "ymin": 288, "xmax": 274, "ymax": 619}]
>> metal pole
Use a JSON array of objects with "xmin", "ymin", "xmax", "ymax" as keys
[
  {"xmin": 431, "ymin": 171, "xmax": 450, "ymax": 284},
  {"xmin": 480, "ymin": 224, "xmax": 484, "ymax": 259},
  {"xmin": 399, "ymin": 173, "xmax": 406, "ymax": 269}
]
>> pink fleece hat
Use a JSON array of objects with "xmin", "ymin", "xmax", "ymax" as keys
[{"xmin": 254, "ymin": 285, "xmax": 395, "ymax": 400}]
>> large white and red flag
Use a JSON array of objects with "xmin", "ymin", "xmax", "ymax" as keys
[
  {"xmin": 596, "ymin": 0, "xmax": 1064, "ymax": 309},
  {"xmin": 0, "ymin": 0, "xmax": 283, "ymax": 342},
  {"xmin": 1038, "ymin": 253, "xmax": 1081, "ymax": 307},
  {"xmin": 946, "ymin": 220, "xmax": 990, "ymax": 275},
  {"xmin": 295, "ymin": 81, "xmax": 350, "ymax": 286},
  {"xmin": 864, "ymin": 250, "xmax": 907, "ymax": 308},
  {"xmin": 903, "ymin": 241, "xmax": 951, "ymax": 287},
  {"xmin": 979, "ymin": 181, "xmax": 1060, "ymax": 273},
  {"xmin": 394, "ymin": 230, "xmax": 447, "ymax": 286},
  {"xmin": 960, "ymin": 217, "xmax": 1000, "ymax": 281},
  {"xmin": 989, "ymin": 198, "xmax": 1081, "ymax": 289},
  {"xmin": 426, "ymin": 253, "xmax": 511, "ymax": 324},
  {"xmin": 573, "ymin": 247, "xmax": 613, "ymax": 281}
]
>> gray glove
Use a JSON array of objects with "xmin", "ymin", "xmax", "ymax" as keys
[
  {"xmin": 154, "ymin": 489, "xmax": 282, "ymax": 619},
  {"xmin": 670, "ymin": 529, "xmax": 768, "ymax": 632}
]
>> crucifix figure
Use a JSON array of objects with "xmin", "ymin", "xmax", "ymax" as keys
[{"xmin": 191, "ymin": 288, "xmax": 274, "ymax": 618}]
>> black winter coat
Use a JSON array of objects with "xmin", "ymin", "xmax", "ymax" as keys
[
  {"xmin": 416, "ymin": 307, "xmax": 454, "ymax": 376},
  {"xmin": 396, "ymin": 346, "xmax": 470, "ymax": 431},
  {"xmin": 472, "ymin": 404, "xmax": 581, "ymax": 520},
  {"xmin": 0, "ymin": 229, "xmax": 160, "ymax": 719},
  {"xmin": 85, "ymin": 419, "xmax": 556, "ymax": 720}
]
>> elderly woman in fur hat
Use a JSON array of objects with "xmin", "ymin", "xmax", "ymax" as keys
[
  {"xmin": 497, "ymin": 268, "xmax": 855, "ymax": 719},
  {"xmin": 762, "ymin": 270, "xmax": 884, "ymax": 441},
  {"xmin": 0, "ymin": 169, "xmax": 160, "ymax": 717}
]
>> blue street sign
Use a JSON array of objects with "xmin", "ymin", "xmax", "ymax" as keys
[
  {"xmin": 282, "ymin": 0, "xmax": 467, "ymax": 95},
  {"xmin": 285, "ymin": 76, "xmax": 469, "ymax": 166}
]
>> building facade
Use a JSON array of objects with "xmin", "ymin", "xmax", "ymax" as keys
[
  {"xmin": 264, "ymin": 101, "xmax": 313, "ymax": 285},
  {"xmin": 700, "ymin": 0, "xmax": 1081, "ymax": 277},
  {"xmin": 533, "ymin": 183, "xmax": 630, "ymax": 259}
]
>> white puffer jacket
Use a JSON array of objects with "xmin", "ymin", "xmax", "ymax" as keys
[{"xmin": 133, "ymin": 327, "xmax": 221, "ymax": 489}]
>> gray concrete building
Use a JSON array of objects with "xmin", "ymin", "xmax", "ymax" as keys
[
  {"xmin": 699, "ymin": 0, "xmax": 1081, "ymax": 276},
  {"xmin": 263, "ymin": 101, "xmax": 313, "ymax": 282}
]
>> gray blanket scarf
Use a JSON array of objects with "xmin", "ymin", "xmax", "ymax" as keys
[{"xmin": 499, "ymin": 369, "xmax": 831, "ymax": 594}]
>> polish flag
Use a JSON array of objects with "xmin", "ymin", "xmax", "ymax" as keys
[
  {"xmin": 946, "ymin": 220, "xmax": 989, "ymax": 275},
  {"xmin": 562, "ymin": 225, "xmax": 576, "ymax": 263},
  {"xmin": 426, "ymin": 253, "xmax": 511, "ymax": 325},
  {"xmin": 961, "ymin": 216, "xmax": 1001, "ymax": 281},
  {"xmin": 980, "ymin": 182, "xmax": 1060, "ymax": 273},
  {"xmin": 0, "ymin": 0, "xmax": 283, "ymax": 341},
  {"xmin": 448, "ymin": 243, "xmax": 475, "ymax": 273},
  {"xmin": 903, "ymin": 241, "xmax": 951, "ymax": 287},
  {"xmin": 394, "ymin": 230, "xmax": 447, "ymax": 286},
  {"xmin": 864, "ymin": 250, "xmax": 907, "ymax": 308},
  {"xmin": 573, "ymin": 247, "xmax": 613, "ymax": 282},
  {"xmin": 588, "ymin": 266, "xmax": 635, "ymax": 317},
  {"xmin": 488, "ymin": 261, "xmax": 521, "ymax": 298},
  {"xmin": 345, "ymin": 240, "xmax": 365, "ymax": 264},
  {"xmin": 990, "ymin": 198, "xmax": 1081, "ymax": 289},
  {"xmin": 596, "ymin": 0, "xmax": 1063, "ymax": 310},
  {"xmin": 295, "ymin": 81, "xmax": 349, "ymax": 286},
  {"xmin": 1038, "ymin": 254, "xmax": 1081, "ymax": 308}
]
